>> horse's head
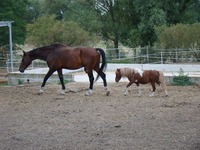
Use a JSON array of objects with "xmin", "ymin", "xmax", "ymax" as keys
[
  {"xmin": 19, "ymin": 51, "xmax": 32, "ymax": 73},
  {"xmin": 115, "ymin": 68, "xmax": 122, "ymax": 82}
]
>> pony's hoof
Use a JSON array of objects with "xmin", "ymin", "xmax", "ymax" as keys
[
  {"xmin": 149, "ymin": 94, "xmax": 155, "ymax": 97},
  {"xmin": 124, "ymin": 93, "xmax": 128, "ymax": 96},
  {"xmin": 124, "ymin": 91, "xmax": 129, "ymax": 96}
]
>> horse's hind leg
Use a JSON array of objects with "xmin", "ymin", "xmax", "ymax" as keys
[
  {"xmin": 85, "ymin": 70, "xmax": 94, "ymax": 96},
  {"xmin": 98, "ymin": 71, "xmax": 110, "ymax": 96},
  {"xmin": 57, "ymin": 69, "xmax": 66, "ymax": 95},
  {"xmin": 39, "ymin": 69, "xmax": 55, "ymax": 94}
]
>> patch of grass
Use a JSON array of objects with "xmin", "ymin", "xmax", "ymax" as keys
[
  {"xmin": 0, "ymin": 82, "xmax": 8, "ymax": 86},
  {"xmin": 172, "ymin": 68, "xmax": 193, "ymax": 86},
  {"xmin": 18, "ymin": 79, "xmax": 24, "ymax": 85}
]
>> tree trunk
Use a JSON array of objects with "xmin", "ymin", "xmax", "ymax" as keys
[{"xmin": 114, "ymin": 33, "xmax": 119, "ymax": 58}]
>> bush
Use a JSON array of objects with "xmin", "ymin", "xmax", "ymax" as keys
[
  {"xmin": 172, "ymin": 68, "xmax": 193, "ymax": 86},
  {"xmin": 26, "ymin": 15, "xmax": 93, "ymax": 47},
  {"xmin": 155, "ymin": 23, "xmax": 200, "ymax": 49}
]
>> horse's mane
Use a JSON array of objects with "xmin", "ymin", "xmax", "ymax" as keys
[{"xmin": 28, "ymin": 44, "xmax": 65, "ymax": 56}]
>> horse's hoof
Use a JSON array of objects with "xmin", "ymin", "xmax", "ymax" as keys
[
  {"xmin": 85, "ymin": 89, "xmax": 93, "ymax": 96},
  {"xmin": 60, "ymin": 90, "xmax": 65, "ymax": 95},
  {"xmin": 38, "ymin": 90, "xmax": 44, "ymax": 95},
  {"xmin": 64, "ymin": 89, "xmax": 70, "ymax": 93}
]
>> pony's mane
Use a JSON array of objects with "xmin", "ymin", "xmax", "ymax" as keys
[
  {"xmin": 119, "ymin": 68, "xmax": 143, "ymax": 77},
  {"xmin": 119, "ymin": 68, "xmax": 134, "ymax": 77}
]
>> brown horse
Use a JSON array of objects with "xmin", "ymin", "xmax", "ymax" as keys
[
  {"xmin": 115, "ymin": 67, "xmax": 168, "ymax": 97},
  {"xmin": 19, "ymin": 44, "xmax": 110, "ymax": 96}
]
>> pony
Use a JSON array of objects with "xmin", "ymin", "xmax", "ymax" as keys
[
  {"xmin": 115, "ymin": 67, "xmax": 168, "ymax": 97},
  {"xmin": 19, "ymin": 44, "xmax": 110, "ymax": 96}
]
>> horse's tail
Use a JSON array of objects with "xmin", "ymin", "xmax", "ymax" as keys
[
  {"xmin": 159, "ymin": 71, "xmax": 168, "ymax": 96},
  {"xmin": 95, "ymin": 48, "xmax": 107, "ymax": 81}
]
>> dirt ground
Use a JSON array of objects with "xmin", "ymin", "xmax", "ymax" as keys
[{"xmin": 0, "ymin": 82, "xmax": 200, "ymax": 150}]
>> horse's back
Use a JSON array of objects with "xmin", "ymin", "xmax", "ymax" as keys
[{"xmin": 47, "ymin": 46, "xmax": 99, "ymax": 69}]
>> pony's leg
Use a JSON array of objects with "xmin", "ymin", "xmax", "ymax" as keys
[
  {"xmin": 57, "ymin": 69, "xmax": 66, "ymax": 95},
  {"xmin": 98, "ymin": 71, "xmax": 110, "ymax": 96},
  {"xmin": 124, "ymin": 87, "xmax": 129, "ymax": 95},
  {"xmin": 85, "ymin": 71, "xmax": 94, "ymax": 96},
  {"xmin": 39, "ymin": 69, "xmax": 55, "ymax": 94},
  {"xmin": 136, "ymin": 84, "xmax": 142, "ymax": 96},
  {"xmin": 150, "ymin": 82, "xmax": 156, "ymax": 97},
  {"xmin": 124, "ymin": 82, "xmax": 134, "ymax": 95}
]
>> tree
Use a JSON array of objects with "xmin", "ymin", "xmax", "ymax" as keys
[
  {"xmin": 64, "ymin": 0, "xmax": 134, "ymax": 57},
  {"xmin": 42, "ymin": 0, "xmax": 72, "ymax": 20},
  {"xmin": 0, "ymin": 0, "xmax": 28, "ymax": 45},
  {"xmin": 160, "ymin": 0, "xmax": 200, "ymax": 24},
  {"xmin": 26, "ymin": 15, "xmax": 92, "ymax": 47},
  {"xmin": 25, "ymin": 0, "xmax": 45, "ymax": 23}
]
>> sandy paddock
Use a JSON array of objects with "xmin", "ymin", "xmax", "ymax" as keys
[{"xmin": 0, "ymin": 82, "xmax": 200, "ymax": 150}]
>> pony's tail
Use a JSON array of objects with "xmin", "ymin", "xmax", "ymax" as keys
[
  {"xmin": 95, "ymin": 48, "xmax": 107, "ymax": 81},
  {"xmin": 159, "ymin": 71, "xmax": 168, "ymax": 96}
]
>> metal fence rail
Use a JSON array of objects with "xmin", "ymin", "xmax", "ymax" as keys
[
  {"xmin": 3, "ymin": 47, "xmax": 200, "ymax": 72},
  {"xmin": 106, "ymin": 47, "xmax": 200, "ymax": 64}
]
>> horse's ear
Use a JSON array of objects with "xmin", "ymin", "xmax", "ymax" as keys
[{"xmin": 22, "ymin": 50, "xmax": 26, "ymax": 55}]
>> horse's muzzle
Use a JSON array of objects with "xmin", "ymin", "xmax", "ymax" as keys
[{"xmin": 19, "ymin": 69, "xmax": 24, "ymax": 73}]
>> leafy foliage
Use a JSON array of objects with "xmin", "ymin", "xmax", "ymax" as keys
[
  {"xmin": 0, "ymin": 0, "xmax": 28, "ymax": 45},
  {"xmin": 1, "ymin": 0, "xmax": 200, "ymax": 49},
  {"xmin": 155, "ymin": 23, "xmax": 200, "ymax": 49},
  {"xmin": 26, "ymin": 15, "xmax": 92, "ymax": 46},
  {"xmin": 172, "ymin": 68, "xmax": 193, "ymax": 86}
]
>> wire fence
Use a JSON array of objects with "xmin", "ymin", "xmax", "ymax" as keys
[
  {"xmin": 106, "ymin": 47, "xmax": 200, "ymax": 64},
  {"xmin": 2, "ymin": 47, "xmax": 200, "ymax": 73}
]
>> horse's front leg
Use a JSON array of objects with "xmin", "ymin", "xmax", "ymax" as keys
[
  {"xmin": 39, "ymin": 69, "xmax": 55, "ymax": 94},
  {"xmin": 57, "ymin": 69, "xmax": 66, "ymax": 95},
  {"xmin": 150, "ymin": 82, "xmax": 156, "ymax": 97},
  {"xmin": 85, "ymin": 71, "xmax": 94, "ymax": 96}
]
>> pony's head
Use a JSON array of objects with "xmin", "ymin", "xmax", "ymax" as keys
[
  {"xmin": 115, "ymin": 68, "xmax": 122, "ymax": 82},
  {"xmin": 19, "ymin": 51, "xmax": 32, "ymax": 73}
]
